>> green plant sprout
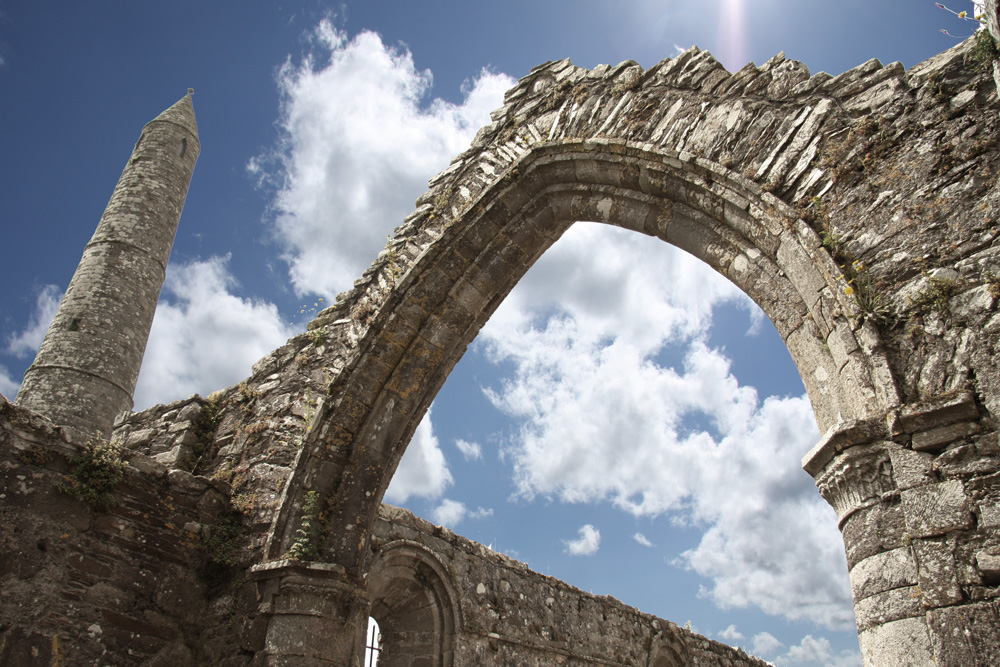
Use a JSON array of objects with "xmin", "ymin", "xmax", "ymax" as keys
[
  {"xmin": 286, "ymin": 490, "xmax": 322, "ymax": 561},
  {"xmin": 57, "ymin": 440, "xmax": 128, "ymax": 511}
]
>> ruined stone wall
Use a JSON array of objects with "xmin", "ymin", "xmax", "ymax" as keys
[
  {"xmin": 0, "ymin": 396, "xmax": 233, "ymax": 666},
  {"xmin": 5, "ymin": 22, "xmax": 1000, "ymax": 667},
  {"xmin": 0, "ymin": 393, "xmax": 765, "ymax": 666},
  {"xmin": 371, "ymin": 504, "xmax": 768, "ymax": 667},
  {"xmin": 105, "ymin": 34, "xmax": 1000, "ymax": 667}
]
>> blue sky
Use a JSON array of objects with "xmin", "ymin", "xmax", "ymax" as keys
[{"xmin": 0, "ymin": 2, "xmax": 984, "ymax": 665}]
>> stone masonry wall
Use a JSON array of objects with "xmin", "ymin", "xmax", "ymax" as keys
[
  {"xmin": 0, "ymin": 395, "xmax": 234, "ymax": 666},
  {"xmin": 6, "ymin": 21, "xmax": 1000, "ymax": 666},
  {"xmin": 0, "ymin": 393, "xmax": 766, "ymax": 666},
  {"xmin": 372, "ymin": 504, "xmax": 769, "ymax": 667}
]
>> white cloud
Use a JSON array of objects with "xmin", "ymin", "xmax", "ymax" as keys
[
  {"xmin": 5, "ymin": 284, "xmax": 61, "ymax": 359},
  {"xmin": 454, "ymin": 438, "xmax": 483, "ymax": 461},
  {"xmin": 479, "ymin": 224, "xmax": 853, "ymax": 629},
  {"xmin": 718, "ymin": 624, "xmax": 744, "ymax": 643},
  {"xmin": 751, "ymin": 631, "xmax": 784, "ymax": 657},
  {"xmin": 385, "ymin": 410, "xmax": 453, "ymax": 503},
  {"xmin": 134, "ymin": 256, "xmax": 295, "ymax": 409},
  {"xmin": 565, "ymin": 524, "xmax": 601, "ymax": 556},
  {"xmin": 431, "ymin": 498, "xmax": 493, "ymax": 527},
  {"xmin": 772, "ymin": 634, "xmax": 862, "ymax": 667},
  {"xmin": 634, "ymin": 532, "xmax": 653, "ymax": 547},
  {"xmin": 0, "ymin": 365, "xmax": 18, "ymax": 399},
  {"xmin": 255, "ymin": 20, "xmax": 514, "ymax": 299}
]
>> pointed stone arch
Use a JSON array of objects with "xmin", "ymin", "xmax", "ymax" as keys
[
  {"xmin": 367, "ymin": 540, "xmax": 461, "ymax": 667},
  {"xmin": 252, "ymin": 38, "xmax": 1000, "ymax": 665},
  {"xmin": 265, "ymin": 139, "xmax": 900, "ymax": 572}
]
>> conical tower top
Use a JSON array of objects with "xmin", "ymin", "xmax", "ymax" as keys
[
  {"xmin": 147, "ymin": 90, "xmax": 198, "ymax": 140},
  {"xmin": 15, "ymin": 91, "xmax": 201, "ymax": 436}
]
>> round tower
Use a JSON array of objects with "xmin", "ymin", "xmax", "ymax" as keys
[{"xmin": 16, "ymin": 92, "xmax": 200, "ymax": 437}]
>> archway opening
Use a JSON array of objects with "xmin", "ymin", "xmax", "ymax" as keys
[
  {"xmin": 382, "ymin": 221, "xmax": 857, "ymax": 661},
  {"xmin": 364, "ymin": 617, "xmax": 381, "ymax": 666},
  {"xmin": 366, "ymin": 544, "xmax": 458, "ymax": 667}
]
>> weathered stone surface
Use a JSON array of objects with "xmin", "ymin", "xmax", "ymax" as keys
[
  {"xmin": 850, "ymin": 547, "xmax": 918, "ymax": 600},
  {"xmin": 912, "ymin": 538, "xmax": 963, "ymax": 607},
  {"xmin": 841, "ymin": 500, "xmax": 908, "ymax": 569},
  {"xmin": 926, "ymin": 601, "xmax": 1000, "ymax": 667},
  {"xmin": 858, "ymin": 617, "xmax": 934, "ymax": 667},
  {"xmin": 7, "ymin": 17, "xmax": 1000, "ymax": 666},
  {"xmin": 975, "ymin": 550, "xmax": 1000, "ymax": 584},
  {"xmin": 854, "ymin": 586, "xmax": 923, "ymax": 631},
  {"xmin": 901, "ymin": 479, "xmax": 972, "ymax": 538}
]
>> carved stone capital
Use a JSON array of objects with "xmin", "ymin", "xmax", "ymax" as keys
[{"xmin": 814, "ymin": 442, "xmax": 896, "ymax": 525}]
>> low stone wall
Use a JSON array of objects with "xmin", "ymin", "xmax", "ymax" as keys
[
  {"xmin": 0, "ymin": 395, "xmax": 232, "ymax": 666},
  {"xmin": 1, "ymin": 394, "xmax": 767, "ymax": 666},
  {"xmin": 372, "ymin": 504, "xmax": 769, "ymax": 667}
]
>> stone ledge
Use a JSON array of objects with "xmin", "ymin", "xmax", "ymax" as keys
[
  {"xmin": 802, "ymin": 417, "xmax": 884, "ymax": 477},
  {"xmin": 899, "ymin": 389, "xmax": 978, "ymax": 434}
]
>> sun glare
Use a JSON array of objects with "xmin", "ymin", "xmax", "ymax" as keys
[{"xmin": 718, "ymin": 0, "xmax": 747, "ymax": 71}]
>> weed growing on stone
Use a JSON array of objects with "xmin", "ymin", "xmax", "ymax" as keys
[
  {"xmin": 983, "ymin": 270, "xmax": 1000, "ymax": 299},
  {"xmin": 286, "ymin": 490, "xmax": 323, "ymax": 561},
  {"xmin": 968, "ymin": 27, "xmax": 1000, "ymax": 70},
  {"xmin": 230, "ymin": 491, "xmax": 258, "ymax": 515},
  {"xmin": 909, "ymin": 274, "xmax": 960, "ymax": 316},
  {"xmin": 204, "ymin": 509, "xmax": 245, "ymax": 567},
  {"xmin": 185, "ymin": 397, "xmax": 221, "ymax": 473},
  {"xmin": 307, "ymin": 327, "xmax": 328, "ymax": 346},
  {"xmin": 57, "ymin": 439, "xmax": 127, "ymax": 511},
  {"xmin": 236, "ymin": 381, "xmax": 258, "ymax": 405},
  {"xmin": 15, "ymin": 445, "xmax": 55, "ymax": 466}
]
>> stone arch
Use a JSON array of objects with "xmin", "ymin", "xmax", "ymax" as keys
[
  {"xmin": 248, "ymin": 38, "xmax": 1000, "ymax": 666},
  {"xmin": 647, "ymin": 628, "xmax": 690, "ymax": 667},
  {"xmin": 366, "ymin": 540, "xmax": 461, "ymax": 667},
  {"xmin": 266, "ymin": 138, "xmax": 900, "ymax": 573}
]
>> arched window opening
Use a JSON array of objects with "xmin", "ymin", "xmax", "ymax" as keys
[
  {"xmin": 366, "ymin": 543, "xmax": 458, "ymax": 667},
  {"xmin": 364, "ymin": 616, "xmax": 381, "ymax": 666}
]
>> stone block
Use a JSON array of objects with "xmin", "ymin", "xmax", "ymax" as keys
[
  {"xmin": 127, "ymin": 452, "xmax": 167, "ymax": 479},
  {"xmin": 841, "ymin": 501, "xmax": 907, "ymax": 568},
  {"xmin": 153, "ymin": 445, "xmax": 188, "ymax": 468},
  {"xmin": 125, "ymin": 428, "xmax": 156, "ymax": 449},
  {"xmin": 899, "ymin": 390, "xmax": 978, "ymax": 434},
  {"xmin": 933, "ymin": 437, "xmax": 1000, "ymax": 477},
  {"xmin": 979, "ymin": 501, "xmax": 1000, "ymax": 528},
  {"xmin": 850, "ymin": 547, "xmax": 917, "ymax": 600},
  {"xmin": 858, "ymin": 616, "xmax": 934, "ymax": 667},
  {"xmin": 166, "ymin": 469, "xmax": 209, "ymax": 495},
  {"xmin": 912, "ymin": 538, "xmax": 962, "ymax": 607},
  {"xmin": 888, "ymin": 447, "xmax": 935, "ymax": 491},
  {"xmin": 926, "ymin": 601, "xmax": 1000, "ymax": 667},
  {"xmin": 854, "ymin": 586, "xmax": 923, "ymax": 631},
  {"xmin": 912, "ymin": 421, "xmax": 979, "ymax": 452},
  {"xmin": 975, "ymin": 551, "xmax": 1000, "ymax": 585},
  {"xmin": 901, "ymin": 480, "xmax": 971, "ymax": 538}
]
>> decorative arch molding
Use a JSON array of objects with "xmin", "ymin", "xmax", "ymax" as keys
[
  {"xmin": 366, "ymin": 540, "xmax": 462, "ymax": 667},
  {"xmin": 251, "ymin": 37, "xmax": 1000, "ymax": 665},
  {"xmin": 647, "ymin": 628, "xmax": 691, "ymax": 667},
  {"xmin": 266, "ymin": 139, "xmax": 901, "ymax": 569}
]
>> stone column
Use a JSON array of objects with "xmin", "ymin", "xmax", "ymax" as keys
[
  {"xmin": 803, "ymin": 390, "xmax": 1000, "ymax": 667},
  {"xmin": 16, "ymin": 93, "xmax": 199, "ymax": 437},
  {"xmin": 248, "ymin": 560, "xmax": 370, "ymax": 666}
]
